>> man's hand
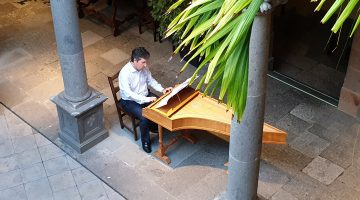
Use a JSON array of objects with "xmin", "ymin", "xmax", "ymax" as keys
[
  {"xmin": 162, "ymin": 87, "xmax": 173, "ymax": 94},
  {"xmin": 149, "ymin": 97, "xmax": 157, "ymax": 102}
]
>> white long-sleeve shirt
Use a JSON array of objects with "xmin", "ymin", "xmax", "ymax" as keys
[{"xmin": 119, "ymin": 62, "xmax": 164, "ymax": 104}]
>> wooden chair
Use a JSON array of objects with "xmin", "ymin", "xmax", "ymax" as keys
[
  {"xmin": 107, "ymin": 71, "xmax": 139, "ymax": 141},
  {"xmin": 77, "ymin": 0, "xmax": 155, "ymax": 37},
  {"xmin": 136, "ymin": 1, "xmax": 160, "ymax": 42}
]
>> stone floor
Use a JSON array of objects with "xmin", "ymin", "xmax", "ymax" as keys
[
  {"xmin": 1, "ymin": 1, "xmax": 360, "ymax": 200},
  {"xmin": 0, "ymin": 103, "xmax": 125, "ymax": 200}
]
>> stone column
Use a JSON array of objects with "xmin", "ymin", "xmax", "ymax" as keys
[
  {"xmin": 226, "ymin": 11, "xmax": 272, "ymax": 200},
  {"xmin": 50, "ymin": 0, "xmax": 108, "ymax": 153},
  {"xmin": 339, "ymin": 28, "xmax": 360, "ymax": 119}
]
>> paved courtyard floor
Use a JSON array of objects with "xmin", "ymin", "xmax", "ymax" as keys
[
  {"xmin": 0, "ymin": 103, "xmax": 125, "ymax": 200},
  {"xmin": 1, "ymin": 1, "xmax": 360, "ymax": 200}
]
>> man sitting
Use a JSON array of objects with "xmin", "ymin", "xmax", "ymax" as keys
[{"xmin": 118, "ymin": 47, "xmax": 172, "ymax": 153}]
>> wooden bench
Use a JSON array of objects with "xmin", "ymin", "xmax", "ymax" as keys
[{"xmin": 107, "ymin": 71, "xmax": 139, "ymax": 141}]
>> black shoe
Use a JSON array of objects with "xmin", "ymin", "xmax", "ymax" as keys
[{"xmin": 142, "ymin": 142, "xmax": 152, "ymax": 153}]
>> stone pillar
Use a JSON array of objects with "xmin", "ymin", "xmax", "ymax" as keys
[
  {"xmin": 226, "ymin": 11, "xmax": 272, "ymax": 200},
  {"xmin": 50, "ymin": 0, "xmax": 108, "ymax": 153},
  {"xmin": 339, "ymin": 28, "xmax": 360, "ymax": 119}
]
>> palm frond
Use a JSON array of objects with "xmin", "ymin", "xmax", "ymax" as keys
[{"xmin": 166, "ymin": 0, "xmax": 263, "ymax": 119}]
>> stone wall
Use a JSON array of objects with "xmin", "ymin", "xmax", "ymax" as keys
[{"xmin": 339, "ymin": 29, "xmax": 360, "ymax": 119}]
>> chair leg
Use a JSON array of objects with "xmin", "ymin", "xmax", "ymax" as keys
[
  {"xmin": 117, "ymin": 111, "xmax": 125, "ymax": 129},
  {"xmin": 77, "ymin": 0, "xmax": 85, "ymax": 18},
  {"xmin": 139, "ymin": 19, "xmax": 142, "ymax": 34},
  {"xmin": 153, "ymin": 22, "xmax": 157, "ymax": 42},
  {"xmin": 139, "ymin": 12, "xmax": 145, "ymax": 34},
  {"xmin": 131, "ymin": 117, "xmax": 138, "ymax": 141}
]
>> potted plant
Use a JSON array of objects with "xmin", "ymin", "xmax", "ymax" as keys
[
  {"xmin": 147, "ymin": 0, "xmax": 205, "ymax": 66},
  {"xmin": 147, "ymin": 0, "xmax": 187, "ymax": 44}
]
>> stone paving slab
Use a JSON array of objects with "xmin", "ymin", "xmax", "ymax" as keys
[
  {"xmin": 265, "ymin": 89, "xmax": 305, "ymax": 124},
  {"xmin": 13, "ymin": 134, "xmax": 36, "ymax": 153},
  {"xmin": 43, "ymin": 155, "xmax": 71, "ymax": 176},
  {"xmin": 135, "ymin": 157, "xmax": 173, "ymax": 183},
  {"xmin": 79, "ymin": 17, "xmax": 112, "ymax": 36},
  {"xmin": 320, "ymin": 133, "xmax": 357, "ymax": 169},
  {"xmin": 0, "ymin": 48, "xmax": 33, "ymax": 70},
  {"xmin": 26, "ymin": 78, "xmax": 64, "ymax": 103},
  {"xmin": 261, "ymin": 144, "xmax": 313, "ymax": 177},
  {"xmin": 0, "ymin": 185, "xmax": 27, "ymax": 200},
  {"xmin": 289, "ymin": 131, "xmax": 330, "ymax": 158},
  {"xmin": 177, "ymin": 169, "xmax": 227, "ymax": 200},
  {"xmin": 20, "ymin": 162, "xmax": 47, "ymax": 183},
  {"xmin": 0, "ymin": 141, "xmax": 14, "ymax": 158},
  {"xmin": 302, "ymin": 156, "xmax": 344, "ymax": 185},
  {"xmin": 327, "ymin": 180, "xmax": 360, "ymax": 200},
  {"xmin": 275, "ymin": 113, "xmax": 311, "ymax": 143},
  {"xmin": 72, "ymin": 166, "xmax": 98, "ymax": 186},
  {"xmin": 282, "ymin": 172, "xmax": 332, "ymax": 200},
  {"xmin": 0, "ymin": 156, "xmax": 18, "ymax": 173},
  {"xmin": 113, "ymin": 142, "xmax": 149, "ymax": 168},
  {"xmin": 307, "ymin": 122, "xmax": 340, "ymax": 143},
  {"xmin": 48, "ymin": 171, "xmax": 76, "ymax": 192},
  {"xmin": 338, "ymin": 166, "xmax": 360, "ymax": 192},
  {"xmin": 24, "ymin": 177, "xmax": 53, "ymax": 200},
  {"xmin": 38, "ymin": 143, "xmax": 66, "ymax": 162},
  {"xmin": 82, "ymin": 30, "xmax": 104, "ymax": 48},
  {"xmin": 269, "ymin": 189, "xmax": 298, "ymax": 200},
  {"xmin": 53, "ymin": 186, "xmax": 82, "ymax": 200},
  {"xmin": 258, "ymin": 161, "xmax": 290, "ymax": 199},
  {"xmin": 98, "ymin": 161, "xmax": 177, "ymax": 200},
  {"xmin": 0, "ymin": 169, "xmax": 23, "ymax": 190},
  {"xmin": 156, "ymin": 165, "xmax": 214, "ymax": 197},
  {"xmin": 16, "ymin": 148, "xmax": 42, "ymax": 168},
  {"xmin": 78, "ymin": 179, "xmax": 108, "ymax": 200},
  {"xmin": 290, "ymin": 101, "xmax": 336, "ymax": 124},
  {"xmin": 101, "ymin": 48, "xmax": 130, "ymax": 66},
  {"xmin": 89, "ymin": 72, "xmax": 111, "ymax": 91},
  {"xmin": 0, "ymin": 80, "xmax": 29, "ymax": 108},
  {"xmin": 91, "ymin": 56, "xmax": 121, "ymax": 77}
]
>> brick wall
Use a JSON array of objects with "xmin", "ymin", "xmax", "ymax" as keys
[{"xmin": 339, "ymin": 29, "xmax": 360, "ymax": 119}]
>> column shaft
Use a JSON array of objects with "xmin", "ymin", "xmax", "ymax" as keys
[
  {"xmin": 227, "ymin": 13, "xmax": 271, "ymax": 200},
  {"xmin": 50, "ymin": 0, "xmax": 90, "ymax": 102}
]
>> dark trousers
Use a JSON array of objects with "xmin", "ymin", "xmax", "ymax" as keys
[{"xmin": 118, "ymin": 94, "xmax": 157, "ymax": 144}]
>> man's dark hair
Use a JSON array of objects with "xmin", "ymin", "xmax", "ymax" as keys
[{"xmin": 131, "ymin": 47, "xmax": 150, "ymax": 62}]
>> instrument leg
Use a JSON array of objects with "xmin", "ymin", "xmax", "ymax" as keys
[
  {"xmin": 153, "ymin": 128, "xmax": 198, "ymax": 165},
  {"xmin": 154, "ymin": 125, "xmax": 171, "ymax": 164},
  {"xmin": 181, "ymin": 130, "xmax": 197, "ymax": 144}
]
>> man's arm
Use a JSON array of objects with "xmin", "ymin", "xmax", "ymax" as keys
[
  {"xmin": 146, "ymin": 69, "xmax": 164, "ymax": 93},
  {"xmin": 146, "ymin": 69, "xmax": 173, "ymax": 94}
]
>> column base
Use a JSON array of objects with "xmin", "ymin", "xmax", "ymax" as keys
[{"xmin": 51, "ymin": 88, "xmax": 108, "ymax": 153}]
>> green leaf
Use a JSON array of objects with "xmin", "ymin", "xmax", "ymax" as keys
[
  {"xmin": 321, "ymin": 0, "xmax": 345, "ymax": 23},
  {"xmin": 219, "ymin": 37, "xmax": 246, "ymax": 100},
  {"xmin": 332, "ymin": 0, "xmax": 359, "ymax": 33},
  {"xmin": 182, "ymin": 0, "xmax": 223, "ymax": 22},
  {"xmin": 350, "ymin": 14, "xmax": 360, "ymax": 37},
  {"xmin": 314, "ymin": 0, "xmax": 328, "ymax": 11},
  {"xmin": 166, "ymin": 0, "xmax": 186, "ymax": 13}
]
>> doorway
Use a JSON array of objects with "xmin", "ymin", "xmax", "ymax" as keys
[{"xmin": 270, "ymin": 1, "xmax": 352, "ymax": 106}]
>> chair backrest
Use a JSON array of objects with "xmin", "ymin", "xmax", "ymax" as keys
[{"xmin": 108, "ymin": 70, "xmax": 121, "ymax": 103}]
